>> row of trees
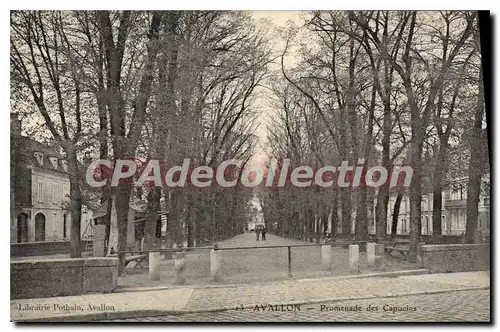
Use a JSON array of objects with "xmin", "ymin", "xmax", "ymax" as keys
[
  {"xmin": 261, "ymin": 11, "xmax": 489, "ymax": 260},
  {"xmin": 11, "ymin": 11, "xmax": 272, "ymax": 272}
]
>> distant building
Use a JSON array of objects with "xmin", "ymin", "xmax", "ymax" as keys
[
  {"xmin": 248, "ymin": 194, "xmax": 265, "ymax": 231},
  {"xmin": 384, "ymin": 177, "xmax": 490, "ymax": 236},
  {"xmin": 89, "ymin": 198, "xmax": 157, "ymax": 253},
  {"xmin": 11, "ymin": 114, "xmax": 71, "ymax": 243}
]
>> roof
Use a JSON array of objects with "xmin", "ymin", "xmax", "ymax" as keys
[
  {"xmin": 91, "ymin": 199, "xmax": 147, "ymax": 219},
  {"xmin": 11, "ymin": 134, "xmax": 68, "ymax": 174}
]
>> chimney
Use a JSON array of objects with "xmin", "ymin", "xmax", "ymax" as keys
[{"xmin": 11, "ymin": 113, "xmax": 21, "ymax": 136}]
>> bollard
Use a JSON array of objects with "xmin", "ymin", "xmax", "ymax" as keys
[
  {"xmin": 474, "ymin": 229, "xmax": 481, "ymax": 244},
  {"xmin": 366, "ymin": 242, "xmax": 376, "ymax": 267},
  {"xmin": 161, "ymin": 244, "xmax": 167, "ymax": 260},
  {"xmin": 149, "ymin": 251, "xmax": 161, "ymax": 281},
  {"xmin": 210, "ymin": 249, "xmax": 221, "ymax": 281},
  {"xmin": 416, "ymin": 242, "xmax": 424, "ymax": 268},
  {"xmin": 173, "ymin": 251, "xmax": 187, "ymax": 284},
  {"xmin": 321, "ymin": 244, "xmax": 332, "ymax": 270},
  {"xmin": 374, "ymin": 244, "xmax": 385, "ymax": 271},
  {"xmin": 349, "ymin": 244, "xmax": 359, "ymax": 273}
]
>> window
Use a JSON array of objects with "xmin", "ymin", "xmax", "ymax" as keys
[
  {"xmin": 460, "ymin": 210, "xmax": 465, "ymax": 229},
  {"xmin": 37, "ymin": 181, "xmax": 44, "ymax": 203},
  {"xmin": 63, "ymin": 214, "xmax": 67, "ymax": 239},
  {"xmin": 52, "ymin": 184, "xmax": 58, "ymax": 204},
  {"xmin": 423, "ymin": 216, "xmax": 428, "ymax": 235},
  {"xmin": 453, "ymin": 210, "xmax": 459, "ymax": 230},
  {"xmin": 63, "ymin": 184, "xmax": 70, "ymax": 200},
  {"xmin": 452, "ymin": 184, "xmax": 467, "ymax": 200}
]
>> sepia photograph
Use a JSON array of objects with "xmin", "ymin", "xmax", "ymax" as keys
[{"xmin": 9, "ymin": 8, "xmax": 491, "ymax": 323}]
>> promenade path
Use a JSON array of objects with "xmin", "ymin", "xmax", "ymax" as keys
[{"xmin": 117, "ymin": 232, "xmax": 419, "ymax": 288}]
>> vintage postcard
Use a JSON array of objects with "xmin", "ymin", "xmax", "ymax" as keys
[{"xmin": 10, "ymin": 9, "xmax": 490, "ymax": 323}]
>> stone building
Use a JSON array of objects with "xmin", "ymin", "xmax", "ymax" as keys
[
  {"xmin": 385, "ymin": 177, "xmax": 490, "ymax": 236},
  {"xmin": 11, "ymin": 114, "xmax": 71, "ymax": 243},
  {"xmin": 247, "ymin": 194, "xmax": 265, "ymax": 231}
]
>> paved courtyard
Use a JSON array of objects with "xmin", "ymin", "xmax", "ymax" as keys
[{"xmin": 118, "ymin": 232, "xmax": 419, "ymax": 289}]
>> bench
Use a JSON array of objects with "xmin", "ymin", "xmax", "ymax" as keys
[
  {"xmin": 108, "ymin": 254, "xmax": 147, "ymax": 269},
  {"xmin": 384, "ymin": 239, "xmax": 411, "ymax": 258},
  {"xmin": 124, "ymin": 254, "xmax": 147, "ymax": 268},
  {"xmin": 330, "ymin": 239, "xmax": 368, "ymax": 250}
]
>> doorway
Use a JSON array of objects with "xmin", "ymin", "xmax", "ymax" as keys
[
  {"xmin": 35, "ymin": 213, "xmax": 46, "ymax": 242},
  {"xmin": 17, "ymin": 213, "xmax": 29, "ymax": 243}
]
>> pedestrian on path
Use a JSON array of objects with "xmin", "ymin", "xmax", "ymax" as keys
[
  {"xmin": 256, "ymin": 226, "xmax": 261, "ymax": 241},
  {"xmin": 261, "ymin": 225, "xmax": 267, "ymax": 241}
]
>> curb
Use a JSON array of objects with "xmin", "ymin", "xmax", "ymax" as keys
[
  {"xmin": 295, "ymin": 269, "xmax": 430, "ymax": 282},
  {"xmin": 14, "ymin": 286, "xmax": 489, "ymax": 322},
  {"xmin": 115, "ymin": 269, "xmax": 431, "ymax": 293}
]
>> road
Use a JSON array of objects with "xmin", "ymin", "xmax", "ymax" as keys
[{"xmin": 110, "ymin": 290, "xmax": 490, "ymax": 322}]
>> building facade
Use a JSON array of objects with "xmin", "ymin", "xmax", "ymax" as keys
[
  {"xmin": 385, "ymin": 177, "xmax": 490, "ymax": 236},
  {"xmin": 248, "ymin": 194, "xmax": 265, "ymax": 231},
  {"xmin": 11, "ymin": 115, "xmax": 71, "ymax": 243}
]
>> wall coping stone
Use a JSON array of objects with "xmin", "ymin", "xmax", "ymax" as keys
[
  {"xmin": 83, "ymin": 258, "xmax": 119, "ymax": 267},
  {"xmin": 422, "ymin": 244, "xmax": 487, "ymax": 252},
  {"xmin": 11, "ymin": 240, "xmax": 72, "ymax": 246},
  {"xmin": 11, "ymin": 257, "xmax": 119, "ymax": 269},
  {"xmin": 11, "ymin": 258, "xmax": 84, "ymax": 269}
]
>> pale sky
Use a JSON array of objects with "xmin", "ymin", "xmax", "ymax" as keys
[
  {"xmin": 248, "ymin": 11, "xmax": 306, "ymax": 168},
  {"xmin": 250, "ymin": 10, "xmax": 303, "ymax": 26}
]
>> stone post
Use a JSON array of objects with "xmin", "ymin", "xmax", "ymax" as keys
[
  {"xmin": 474, "ymin": 229, "xmax": 482, "ymax": 244},
  {"xmin": 349, "ymin": 244, "xmax": 359, "ymax": 273},
  {"xmin": 173, "ymin": 251, "xmax": 187, "ymax": 284},
  {"xmin": 416, "ymin": 242, "xmax": 425, "ymax": 268},
  {"xmin": 149, "ymin": 251, "xmax": 160, "ymax": 281},
  {"xmin": 366, "ymin": 242, "xmax": 376, "ymax": 267},
  {"xmin": 210, "ymin": 249, "xmax": 221, "ymax": 281},
  {"xmin": 374, "ymin": 244, "xmax": 385, "ymax": 271},
  {"xmin": 92, "ymin": 225, "xmax": 106, "ymax": 257},
  {"xmin": 321, "ymin": 245, "xmax": 332, "ymax": 270}
]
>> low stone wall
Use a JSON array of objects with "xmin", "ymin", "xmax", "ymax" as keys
[
  {"xmin": 11, "ymin": 257, "xmax": 118, "ymax": 299},
  {"xmin": 11, "ymin": 241, "xmax": 88, "ymax": 257},
  {"xmin": 421, "ymin": 244, "xmax": 490, "ymax": 273},
  {"xmin": 366, "ymin": 234, "xmax": 466, "ymax": 244}
]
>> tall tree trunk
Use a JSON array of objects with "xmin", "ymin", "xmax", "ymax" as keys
[
  {"xmin": 67, "ymin": 148, "xmax": 82, "ymax": 258},
  {"xmin": 115, "ymin": 181, "xmax": 131, "ymax": 274},
  {"xmin": 97, "ymin": 87, "xmax": 112, "ymax": 255},
  {"xmin": 375, "ymin": 101, "xmax": 391, "ymax": 241},
  {"xmin": 340, "ymin": 189, "xmax": 352, "ymax": 237},
  {"xmin": 408, "ymin": 135, "xmax": 424, "ymax": 262},
  {"xmin": 143, "ymin": 188, "xmax": 161, "ymax": 250},
  {"xmin": 391, "ymin": 192, "xmax": 403, "ymax": 238},
  {"xmin": 465, "ymin": 67, "xmax": 485, "ymax": 243},
  {"xmin": 355, "ymin": 78, "xmax": 376, "ymax": 241},
  {"xmin": 355, "ymin": 189, "xmax": 368, "ymax": 240},
  {"xmin": 331, "ymin": 190, "xmax": 339, "ymax": 236},
  {"xmin": 432, "ymin": 144, "xmax": 447, "ymax": 240}
]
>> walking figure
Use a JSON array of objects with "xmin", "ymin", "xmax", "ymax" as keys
[
  {"xmin": 261, "ymin": 225, "xmax": 267, "ymax": 241},
  {"xmin": 256, "ymin": 225, "xmax": 261, "ymax": 241}
]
